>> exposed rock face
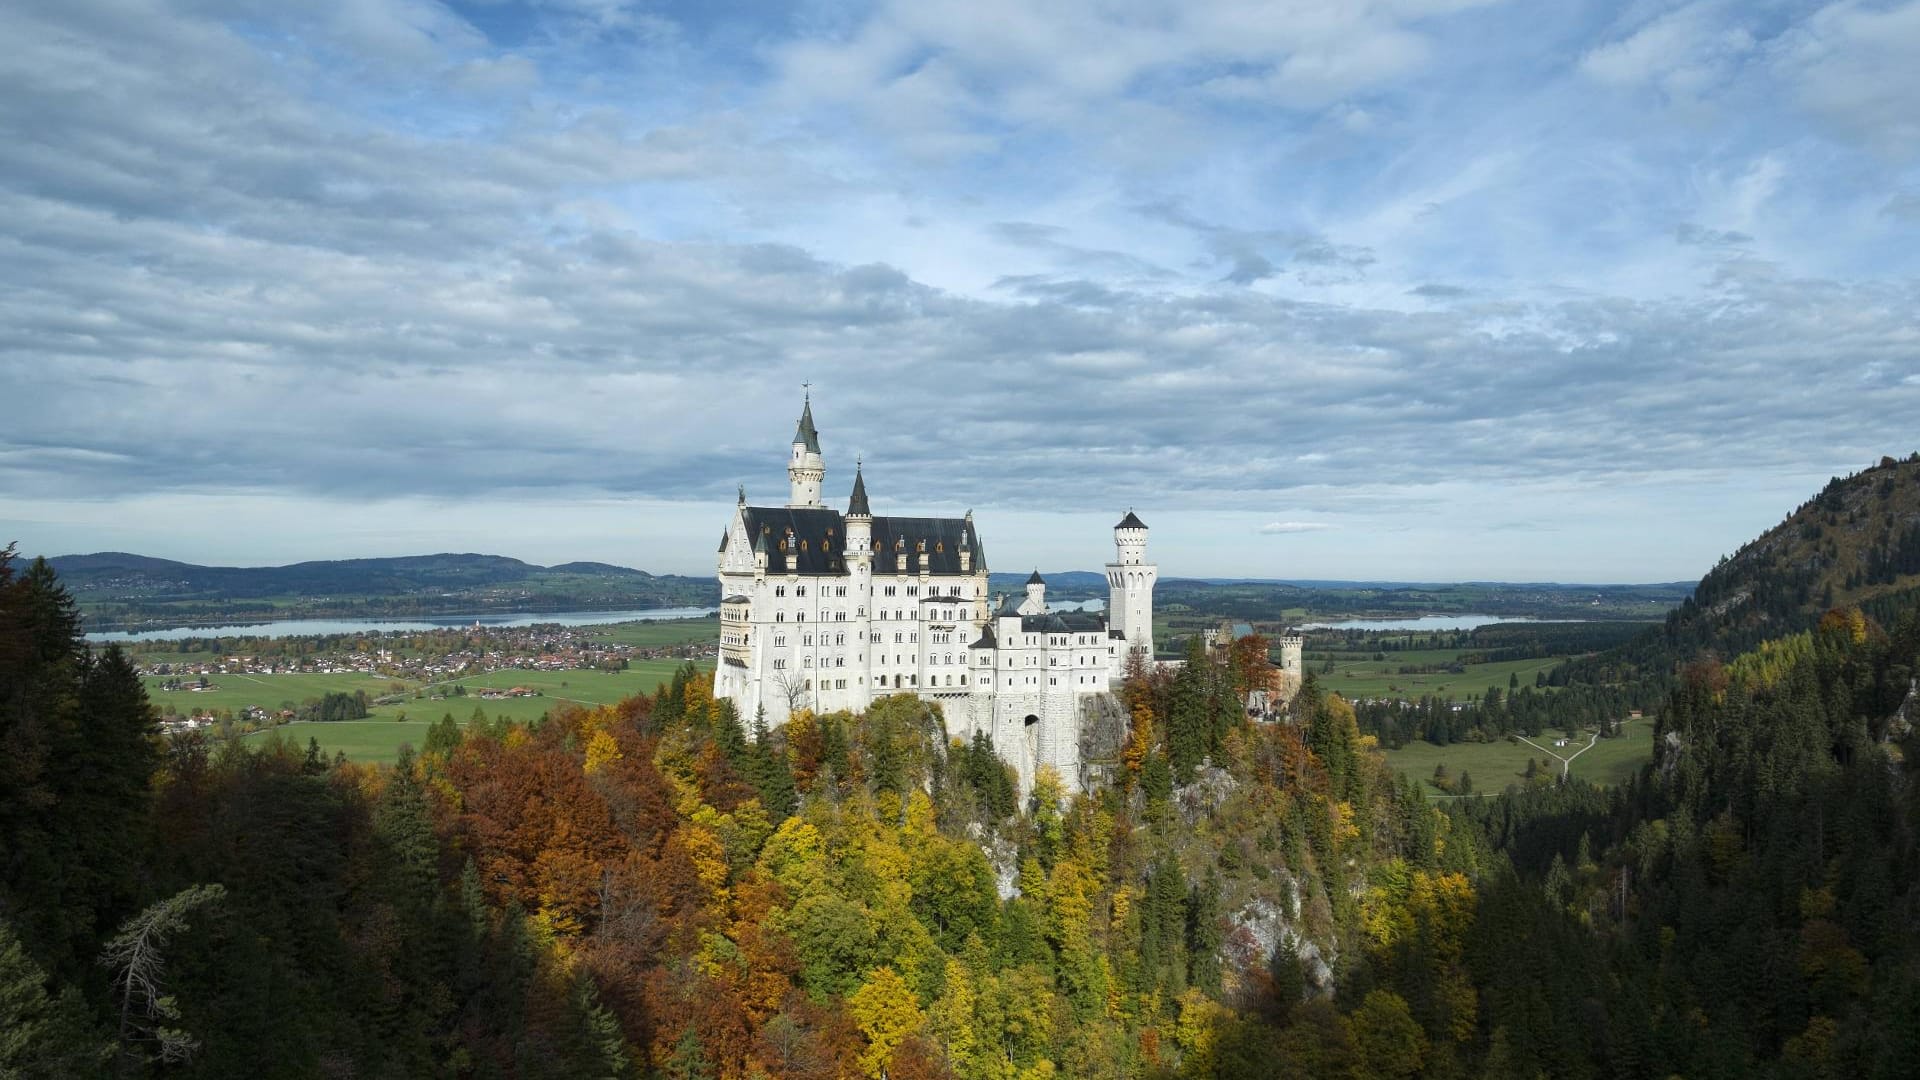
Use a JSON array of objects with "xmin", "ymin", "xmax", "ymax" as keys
[
  {"xmin": 1077, "ymin": 693, "xmax": 1128, "ymax": 792},
  {"xmin": 1222, "ymin": 886, "xmax": 1336, "ymax": 998},
  {"xmin": 1177, "ymin": 764, "xmax": 1237, "ymax": 826},
  {"xmin": 1892, "ymin": 678, "xmax": 1918, "ymax": 740}
]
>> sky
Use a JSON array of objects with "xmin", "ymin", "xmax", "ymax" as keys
[{"xmin": 2, "ymin": 0, "xmax": 1918, "ymax": 583}]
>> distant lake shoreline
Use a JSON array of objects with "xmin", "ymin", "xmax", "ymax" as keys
[
  {"xmin": 1297, "ymin": 614, "xmax": 1553, "ymax": 632},
  {"xmin": 84, "ymin": 607, "xmax": 719, "ymax": 643}
]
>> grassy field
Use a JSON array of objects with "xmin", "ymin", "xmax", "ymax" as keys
[
  {"xmin": 392, "ymin": 660, "xmax": 707, "ymax": 725},
  {"xmin": 1322, "ymin": 651, "xmax": 1567, "ymax": 701},
  {"xmin": 253, "ymin": 721, "xmax": 444, "ymax": 762},
  {"xmin": 586, "ymin": 617, "xmax": 718, "ymax": 648},
  {"xmin": 1382, "ymin": 719, "xmax": 1654, "ymax": 797},
  {"xmin": 145, "ymin": 672, "xmax": 408, "ymax": 716},
  {"xmin": 224, "ymin": 658, "xmax": 714, "ymax": 761}
]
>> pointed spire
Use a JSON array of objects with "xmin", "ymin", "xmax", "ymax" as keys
[
  {"xmin": 793, "ymin": 394, "xmax": 821, "ymax": 453},
  {"xmin": 848, "ymin": 458, "xmax": 871, "ymax": 516},
  {"xmin": 1027, "ymin": 569, "xmax": 1045, "ymax": 586}
]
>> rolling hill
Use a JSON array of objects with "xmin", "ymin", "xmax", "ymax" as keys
[{"xmin": 44, "ymin": 552, "xmax": 716, "ymax": 629}]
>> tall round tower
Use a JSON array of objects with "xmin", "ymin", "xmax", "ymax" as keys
[
  {"xmin": 845, "ymin": 461, "xmax": 872, "ymax": 557},
  {"xmin": 1106, "ymin": 510, "xmax": 1157, "ymax": 660},
  {"xmin": 787, "ymin": 395, "xmax": 825, "ymax": 508}
]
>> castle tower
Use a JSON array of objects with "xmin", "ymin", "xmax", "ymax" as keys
[
  {"xmin": 1106, "ymin": 510, "xmax": 1157, "ymax": 660},
  {"xmin": 1018, "ymin": 570, "xmax": 1047, "ymax": 616},
  {"xmin": 787, "ymin": 396, "xmax": 824, "ymax": 508},
  {"xmin": 845, "ymin": 461, "xmax": 872, "ymax": 559},
  {"xmin": 1279, "ymin": 634, "xmax": 1303, "ymax": 679}
]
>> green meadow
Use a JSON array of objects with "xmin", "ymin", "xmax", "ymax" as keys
[
  {"xmin": 584, "ymin": 617, "xmax": 718, "ymax": 648},
  {"xmin": 206, "ymin": 657, "xmax": 714, "ymax": 761},
  {"xmin": 1321, "ymin": 648, "xmax": 1567, "ymax": 701},
  {"xmin": 1381, "ymin": 718, "xmax": 1654, "ymax": 798}
]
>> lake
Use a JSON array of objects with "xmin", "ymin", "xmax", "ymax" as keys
[
  {"xmin": 85, "ymin": 607, "xmax": 718, "ymax": 643},
  {"xmin": 1297, "ymin": 614, "xmax": 1537, "ymax": 632}
]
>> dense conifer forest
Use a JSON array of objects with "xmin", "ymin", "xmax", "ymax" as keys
[{"xmin": 5, "ymin": 460, "xmax": 1920, "ymax": 1079}]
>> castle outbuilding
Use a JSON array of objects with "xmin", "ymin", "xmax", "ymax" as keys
[{"xmin": 713, "ymin": 398, "xmax": 1156, "ymax": 791}]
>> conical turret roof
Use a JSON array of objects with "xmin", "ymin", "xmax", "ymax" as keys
[
  {"xmin": 792, "ymin": 397, "xmax": 821, "ymax": 453},
  {"xmin": 1027, "ymin": 569, "xmax": 1045, "ymax": 586},
  {"xmin": 848, "ymin": 462, "xmax": 870, "ymax": 516},
  {"xmin": 1116, "ymin": 509, "xmax": 1147, "ymax": 530}
]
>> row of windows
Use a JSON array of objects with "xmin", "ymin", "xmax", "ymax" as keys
[
  {"xmin": 878, "ymin": 584, "xmax": 965, "ymax": 598},
  {"xmin": 772, "ymin": 584, "xmax": 854, "ymax": 598}
]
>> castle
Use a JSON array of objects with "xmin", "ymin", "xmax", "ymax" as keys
[{"xmin": 713, "ymin": 398, "xmax": 1158, "ymax": 791}]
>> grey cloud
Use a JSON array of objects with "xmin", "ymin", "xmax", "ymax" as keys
[
  {"xmin": 1134, "ymin": 201, "xmax": 1372, "ymax": 287},
  {"xmin": 1883, "ymin": 192, "xmax": 1920, "ymax": 221},
  {"xmin": 1675, "ymin": 223, "xmax": 1753, "ymax": 247},
  {"xmin": 1408, "ymin": 283, "xmax": 1469, "ymax": 298}
]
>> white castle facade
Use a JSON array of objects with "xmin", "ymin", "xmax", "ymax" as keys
[{"xmin": 713, "ymin": 398, "xmax": 1158, "ymax": 791}]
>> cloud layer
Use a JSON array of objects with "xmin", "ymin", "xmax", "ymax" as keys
[{"xmin": 3, "ymin": 0, "xmax": 1917, "ymax": 580}]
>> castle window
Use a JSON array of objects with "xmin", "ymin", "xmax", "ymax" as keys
[
  {"xmin": 835, "ymin": 633, "xmax": 845, "ymax": 645},
  {"xmin": 960, "ymin": 674, "xmax": 968, "ymax": 686},
  {"xmin": 803, "ymin": 634, "xmax": 812, "ymax": 645},
  {"xmin": 803, "ymin": 657, "xmax": 812, "ymax": 667},
  {"xmin": 775, "ymin": 634, "xmax": 785, "ymax": 647},
  {"xmin": 796, "ymin": 585, "xmax": 807, "ymax": 597},
  {"xmin": 906, "ymin": 586, "xmax": 918, "ymax": 596},
  {"xmin": 775, "ymin": 585, "xmax": 786, "ymax": 597},
  {"xmin": 935, "ymin": 542, "xmax": 944, "ymax": 554},
  {"xmin": 799, "ymin": 540, "xmax": 809, "ymax": 552},
  {"xmin": 776, "ymin": 612, "xmax": 785, "ymax": 622},
  {"xmin": 796, "ymin": 612, "xmax": 805, "ymax": 622},
  {"xmin": 773, "ymin": 659, "xmax": 785, "ymax": 670}
]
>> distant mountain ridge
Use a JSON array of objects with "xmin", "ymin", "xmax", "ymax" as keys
[{"xmin": 42, "ymin": 551, "xmax": 715, "ymax": 630}]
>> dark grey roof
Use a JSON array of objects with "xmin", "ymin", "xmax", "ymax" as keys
[
  {"xmin": 1026, "ymin": 569, "xmax": 1045, "ymax": 585},
  {"xmin": 970, "ymin": 624, "xmax": 997, "ymax": 649},
  {"xmin": 1116, "ymin": 510, "xmax": 1147, "ymax": 530},
  {"xmin": 718, "ymin": 530, "xmax": 729, "ymax": 552},
  {"xmin": 871, "ymin": 515, "xmax": 982, "ymax": 575},
  {"xmin": 738, "ymin": 507, "xmax": 981, "ymax": 576},
  {"xmin": 847, "ymin": 466, "xmax": 870, "ymax": 516},
  {"xmin": 793, "ymin": 398, "xmax": 821, "ymax": 453},
  {"xmin": 741, "ymin": 506, "xmax": 850, "ymax": 575},
  {"xmin": 1019, "ymin": 610, "xmax": 1109, "ymax": 634}
]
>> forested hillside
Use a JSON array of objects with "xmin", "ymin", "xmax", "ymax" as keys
[
  {"xmin": 1583, "ymin": 454, "xmax": 1920, "ymax": 681},
  {"xmin": 6, "ymin": 512, "xmax": 1920, "ymax": 1078}
]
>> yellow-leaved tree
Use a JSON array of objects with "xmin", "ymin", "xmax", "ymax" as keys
[{"xmin": 848, "ymin": 965, "xmax": 924, "ymax": 1079}]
